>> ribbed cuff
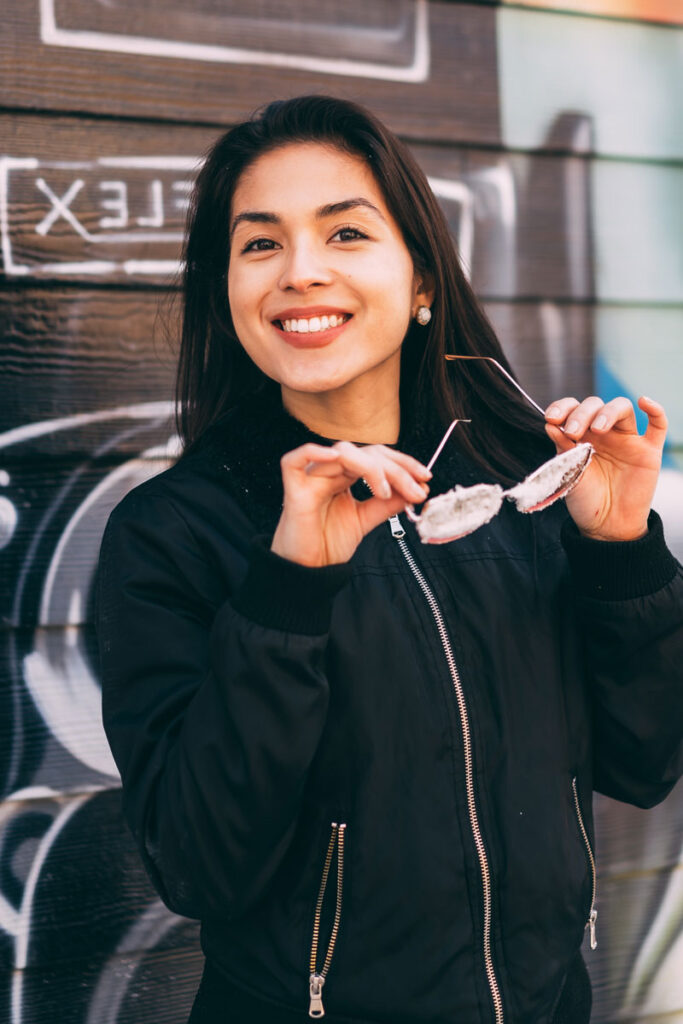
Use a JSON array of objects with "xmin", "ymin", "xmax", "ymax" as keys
[
  {"xmin": 561, "ymin": 509, "xmax": 679, "ymax": 600},
  {"xmin": 233, "ymin": 535, "xmax": 352, "ymax": 634}
]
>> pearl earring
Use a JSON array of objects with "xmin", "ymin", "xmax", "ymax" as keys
[{"xmin": 415, "ymin": 305, "xmax": 432, "ymax": 326}]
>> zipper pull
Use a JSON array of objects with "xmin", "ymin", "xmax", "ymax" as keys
[
  {"xmin": 388, "ymin": 514, "xmax": 405, "ymax": 539},
  {"xmin": 309, "ymin": 973, "xmax": 326, "ymax": 1017},
  {"xmin": 588, "ymin": 907, "xmax": 598, "ymax": 950}
]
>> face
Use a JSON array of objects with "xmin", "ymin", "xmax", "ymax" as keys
[{"xmin": 227, "ymin": 142, "xmax": 433, "ymax": 400}]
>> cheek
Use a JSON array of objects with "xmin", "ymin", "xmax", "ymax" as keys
[
  {"xmin": 366, "ymin": 247, "xmax": 414, "ymax": 305},
  {"xmin": 227, "ymin": 268, "xmax": 269, "ymax": 352},
  {"xmin": 227, "ymin": 266, "xmax": 249, "ymax": 325},
  {"xmin": 365, "ymin": 265, "xmax": 413, "ymax": 334}
]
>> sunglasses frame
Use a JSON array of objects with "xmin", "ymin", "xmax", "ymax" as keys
[{"xmin": 404, "ymin": 355, "xmax": 594, "ymax": 543}]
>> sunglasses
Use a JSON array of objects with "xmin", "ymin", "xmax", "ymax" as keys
[{"xmin": 404, "ymin": 355, "xmax": 594, "ymax": 544}]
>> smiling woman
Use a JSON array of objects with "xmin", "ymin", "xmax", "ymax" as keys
[
  {"xmin": 227, "ymin": 142, "xmax": 429, "ymax": 440},
  {"xmin": 96, "ymin": 95, "xmax": 683, "ymax": 1024},
  {"xmin": 175, "ymin": 95, "xmax": 554, "ymax": 485}
]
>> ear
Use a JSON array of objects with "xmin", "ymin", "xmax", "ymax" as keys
[{"xmin": 412, "ymin": 271, "xmax": 435, "ymax": 314}]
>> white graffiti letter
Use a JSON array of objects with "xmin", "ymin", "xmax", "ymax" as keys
[
  {"xmin": 99, "ymin": 180, "xmax": 129, "ymax": 229},
  {"xmin": 137, "ymin": 179, "xmax": 164, "ymax": 228},
  {"xmin": 35, "ymin": 178, "xmax": 86, "ymax": 238},
  {"xmin": 171, "ymin": 179, "xmax": 192, "ymax": 215}
]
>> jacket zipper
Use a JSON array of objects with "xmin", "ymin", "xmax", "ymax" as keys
[
  {"xmin": 571, "ymin": 777, "xmax": 598, "ymax": 950},
  {"xmin": 309, "ymin": 821, "xmax": 347, "ymax": 1018},
  {"xmin": 389, "ymin": 514, "xmax": 504, "ymax": 1024}
]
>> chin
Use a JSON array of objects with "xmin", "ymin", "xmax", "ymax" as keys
[{"xmin": 279, "ymin": 371, "xmax": 353, "ymax": 395}]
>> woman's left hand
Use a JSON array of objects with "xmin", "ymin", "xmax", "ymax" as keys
[{"xmin": 544, "ymin": 395, "xmax": 668, "ymax": 541}]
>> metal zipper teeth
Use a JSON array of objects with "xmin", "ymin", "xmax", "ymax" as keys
[
  {"xmin": 571, "ymin": 777, "xmax": 598, "ymax": 950},
  {"xmin": 389, "ymin": 515, "xmax": 504, "ymax": 1024},
  {"xmin": 309, "ymin": 822, "xmax": 347, "ymax": 1018}
]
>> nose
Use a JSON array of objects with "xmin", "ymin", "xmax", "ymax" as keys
[{"xmin": 277, "ymin": 236, "xmax": 333, "ymax": 292}]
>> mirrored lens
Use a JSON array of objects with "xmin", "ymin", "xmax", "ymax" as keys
[
  {"xmin": 504, "ymin": 443, "xmax": 593, "ymax": 513},
  {"xmin": 413, "ymin": 483, "xmax": 505, "ymax": 544},
  {"xmin": 409, "ymin": 443, "xmax": 593, "ymax": 543}
]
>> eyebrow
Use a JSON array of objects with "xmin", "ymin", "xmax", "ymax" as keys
[{"xmin": 230, "ymin": 197, "xmax": 386, "ymax": 239}]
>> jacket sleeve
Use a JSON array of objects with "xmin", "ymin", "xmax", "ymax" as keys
[
  {"xmin": 561, "ymin": 508, "xmax": 683, "ymax": 808},
  {"xmin": 95, "ymin": 486, "xmax": 352, "ymax": 920}
]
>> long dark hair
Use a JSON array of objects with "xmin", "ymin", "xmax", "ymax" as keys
[{"xmin": 175, "ymin": 94, "xmax": 551, "ymax": 482}]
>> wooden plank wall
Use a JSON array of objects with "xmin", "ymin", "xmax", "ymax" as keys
[{"xmin": 1, "ymin": 1, "xmax": 681, "ymax": 1021}]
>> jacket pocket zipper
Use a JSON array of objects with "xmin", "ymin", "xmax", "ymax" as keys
[
  {"xmin": 308, "ymin": 821, "xmax": 347, "ymax": 1018},
  {"xmin": 571, "ymin": 777, "xmax": 598, "ymax": 949}
]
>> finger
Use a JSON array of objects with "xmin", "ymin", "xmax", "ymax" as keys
[
  {"xmin": 373, "ymin": 445, "xmax": 433, "ymax": 480},
  {"xmin": 332, "ymin": 442, "xmax": 428, "ymax": 503},
  {"xmin": 383, "ymin": 460, "xmax": 432, "ymax": 503},
  {"xmin": 356, "ymin": 491, "xmax": 416, "ymax": 536},
  {"xmin": 281, "ymin": 444, "xmax": 342, "ymax": 475},
  {"xmin": 588, "ymin": 396, "xmax": 637, "ymax": 434},
  {"xmin": 545, "ymin": 398, "xmax": 580, "ymax": 423},
  {"xmin": 331, "ymin": 442, "xmax": 393, "ymax": 499},
  {"xmin": 639, "ymin": 396, "xmax": 669, "ymax": 446},
  {"xmin": 303, "ymin": 459, "xmax": 349, "ymax": 479},
  {"xmin": 544, "ymin": 422, "xmax": 575, "ymax": 454},
  {"xmin": 561, "ymin": 396, "xmax": 605, "ymax": 440}
]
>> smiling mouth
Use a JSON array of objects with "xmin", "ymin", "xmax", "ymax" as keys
[{"xmin": 273, "ymin": 313, "xmax": 352, "ymax": 334}]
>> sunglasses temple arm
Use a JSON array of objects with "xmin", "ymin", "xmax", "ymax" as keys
[
  {"xmin": 445, "ymin": 355, "xmax": 548, "ymax": 420},
  {"xmin": 427, "ymin": 418, "xmax": 472, "ymax": 472}
]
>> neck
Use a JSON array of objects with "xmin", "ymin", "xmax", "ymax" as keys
[{"xmin": 280, "ymin": 364, "xmax": 401, "ymax": 445}]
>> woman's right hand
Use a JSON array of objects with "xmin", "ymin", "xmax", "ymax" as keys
[{"xmin": 271, "ymin": 441, "xmax": 432, "ymax": 567}]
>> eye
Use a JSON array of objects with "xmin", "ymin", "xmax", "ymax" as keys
[
  {"xmin": 240, "ymin": 237, "xmax": 280, "ymax": 254},
  {"xmin": 331, "ymin": 226, "xmax": 369, "ymax": 243}
]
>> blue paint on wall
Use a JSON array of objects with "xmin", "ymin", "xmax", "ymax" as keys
[{"xmin": 596, "ymin": 355, "xmax": 674, "ymax": 466}]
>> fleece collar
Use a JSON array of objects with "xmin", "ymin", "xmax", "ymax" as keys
[{"xmin": 187, "ymin": 383, "xmax": 484, "ymax": 535}]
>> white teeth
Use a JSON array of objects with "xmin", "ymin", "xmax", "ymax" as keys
[{"xmin": 280, "ymin": 314, "xmax": 349, "ymax": 333}]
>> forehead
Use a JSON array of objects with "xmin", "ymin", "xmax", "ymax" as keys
[{"xmin": 231, "ymin": 142, "xmax": 387, "ymax": 216}]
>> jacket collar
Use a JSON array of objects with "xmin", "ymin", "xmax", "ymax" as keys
[{"xmin": 185, "ymin": 382, "xmax": 484, "ymax": 535}]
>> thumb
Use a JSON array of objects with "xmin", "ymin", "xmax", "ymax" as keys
[
  {"xmin": 545, "ymin": 422, "xmax": 575, "ymax": 455},
  {"xmin": 357, "ymin": 492, "xmax": 416, "ymax": 536},
  {"xmin": 638, "ymin": 396, "xmax": 668, "ymax": 449}
]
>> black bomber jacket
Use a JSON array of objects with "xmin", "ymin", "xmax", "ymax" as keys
[{"xmin": 95, "ymin": 386, "xmax": 683, "ymax": 1023}]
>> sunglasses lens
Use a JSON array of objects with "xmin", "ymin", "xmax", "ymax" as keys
[
  {"xmin": 505, "ymin": 443, "xmax": 593, "ymax": 513},
  {"xmin": 416, "ymin": 484, "xmax": 505, "ymax": 544}
]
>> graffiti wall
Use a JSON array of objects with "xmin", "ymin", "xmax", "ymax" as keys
[{"xmin": 0, "ymin": 1, "xmax": 681, "ymax": 1021}]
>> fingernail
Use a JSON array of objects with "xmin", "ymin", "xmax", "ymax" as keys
[
  {"xmin": 566, "ymin": 419, "xmax": 580, "ymax": 435},
  {"xmin": 412, "ymin": 483, "xmax": 428, "ymax": 499},
  {"xmin": 380, "ymin": 480, "xmax": 392, "ymax": 499},
  {"xmin": 593, "ymin": 414, "xmax": 607, "ymax": 430},
  {"xmin": 547, "ymin": 405, "xmax": 561, "ymax": 419}
]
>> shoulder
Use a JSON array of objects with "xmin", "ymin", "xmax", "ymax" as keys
[
  {"xmin": 103, "ymin": 436, "xmax": 256, "ymax": 552},
  {"xmin": 104, "ymin": 452, "xmax": 209, "ymax": 527},
  {"xmin": 97, "ymin": 444, "xmax": 258, "ymax": 621},
  {"xmin": 97, "ymin": 456, "xmax": 257, "ymax": 629}
]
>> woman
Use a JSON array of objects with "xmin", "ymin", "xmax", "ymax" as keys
[{"xmin": 95, "ymin": 95, "xmax": 683, "ymax": 1023}]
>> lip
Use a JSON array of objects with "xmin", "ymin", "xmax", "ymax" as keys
[
  {"xmin": 271, "ymin": 306, "xmax": 352, "ymax": 321},
  {"xmin": 271, "ymin": 312, "xmax": 353, "ymax": 348}
]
